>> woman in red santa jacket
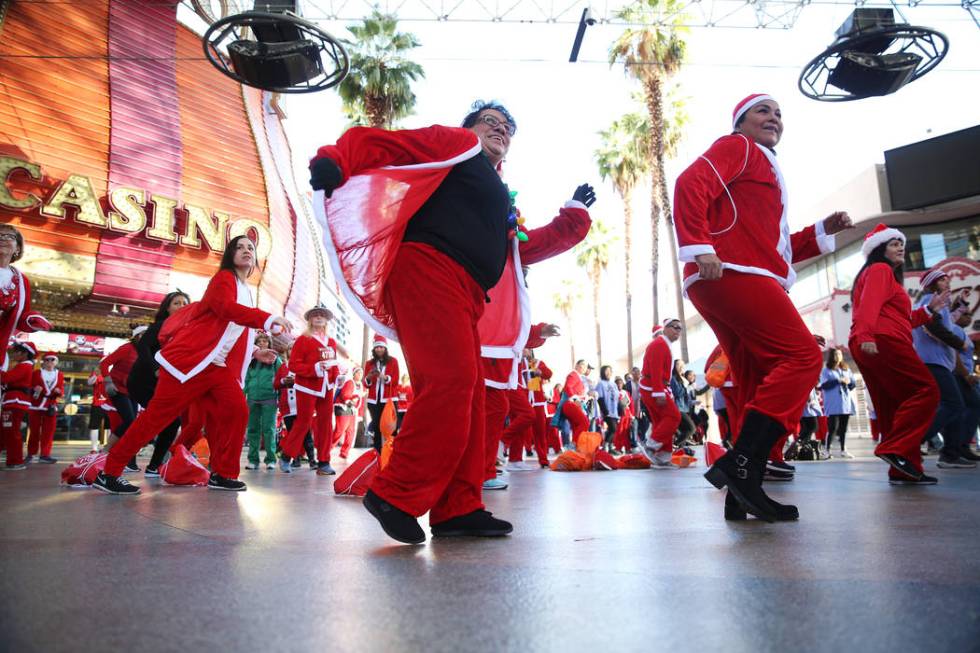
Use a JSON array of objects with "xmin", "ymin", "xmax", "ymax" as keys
[
  {"xmin": 560, "ymin": 361, "xmax": 593, "ymax": 447},
  {"xmin": 674, "ymin": 93, "xmax": 853, "ymax": 522},
  {"xmin": 331, "ymin": 366, "xmax": 363, "ymax": 460},
  {"xmin": 639, "ymin": 320, "xmax": 684, "ymax": 469},
  {"xmin": 2, "ymin": 341, "xmax": 38, "ymax": 469},
  {"xmin": 849, "ymin": 225, "xmax": 947, "ymax": 485},
  {"xmin": 310, "ymin": 101, "xmax": 591, "ymax": 543},
  {"xmin": 93, "ymin": 236, "xmax": 291, "ymax": 494},
  {"xmin": 278, "ymin": 305, "xmax": 340, "ymax": 476},
  {"xmin": 27, "ymin": 351, "xmax": 64, "ymax": 464},
  {"xmin": 362, "ymin": 335, "xmax": 398, "ymax": 453}
]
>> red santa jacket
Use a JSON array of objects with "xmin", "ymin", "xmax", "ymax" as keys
[
  {"xmin": 363, "ymin": 356, "xmax": 398, "ymax": 405},
  {"xmin": 274, "ymin": 363, "xmax": 298, "ymax": 417},
  {"xmin": 289, "ymin": 333, "xmax": 339, "ymax": 398},
  {"xmin": 674, "ymin": 134, "xmax": 834, "ymax": 292},
  {"xmin": 1, "ymin": 359, "xmax": 35, "ymax": 409},
  {"xmin": 547, "ymin": 385, "xmax": 561, "ymax": 417},
  {"xmin": 395, "ymin": 384, "xmax": 413, "ymax": 413},
  {"xmin": 0, "ymin": 267, "xmax": 50, "ymax": 369},
  {"xmin": 563, "ymin": 370, "xmax": 588, "ymax": 402},
  {"xmin": 156, "ymin": 269, "xmax": 275, "ymax": 386},
  {"xmin": 850, "ymin": 263, "xmax": 933, "ymax": 347},
  {"xmin": 480, "ymin": 209, "xmax": 591, "ymax": 389},
  {"xmin": 525, "ymin": 358, "xmax": 552, "ymax": 406},
  {"xmin": 333, "ymin": 376, "xmax": 359, "ymax": 416},
  {"xmin": 99, "ymin": 342, "xmax": 136, "ymax": 396},
  {"xmin": 640, "ymin": 333, "xmax": 673, "ymax": 399},
  {"xmin": 30, "ymin": 368, "xmax": 64, "ymax": 411}
]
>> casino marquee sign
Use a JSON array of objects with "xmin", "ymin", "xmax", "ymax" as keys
[{"xmin": 0, "ymin": 155, "xmax": 273, "ymax": 258}]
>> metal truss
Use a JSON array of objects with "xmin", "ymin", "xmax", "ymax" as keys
[{"xmin": 185, "ymin": 0, "xmax": 978, "ymax": 30}]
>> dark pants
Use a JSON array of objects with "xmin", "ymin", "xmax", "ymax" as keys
[
  {"xmin": 602, "ymin": 416, "xmax": 618, "ymax": 445},
  {"xmin": 956, "ymin": 377, "xmax": 980, "ymax": 452},
  {"xmin": 826, "ymin": 414, "xmax": 850, "ymax": 451},
  {"xmin": 923, "ymin": 364, "xmax": 967, "ymax": 456},
  {"xmin": 799, "ymin": 416, "xmax": 817, "ymax": 440},
  {"xmin": 675, "ymin": 412, "xmax": 696, "ymax": 446},
  {"xmin": 367, "ymin": 401, "xmax": 385, "ymax": 452},
  {"xmin": 281, "ymin": 415, "xmax": 315, "ymax": 462},
  {"xmin": 110, "ymin": 393, "xmax": 140, "ymax": 469}
]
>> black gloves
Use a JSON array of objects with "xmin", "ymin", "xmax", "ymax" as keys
[
  {"xmin": 573, "ymin": 183, "xmax": 596, "ymax": 207},
  {"xmin": 309, "ymin": 157, "xmax": 343, "ymax": 196}
]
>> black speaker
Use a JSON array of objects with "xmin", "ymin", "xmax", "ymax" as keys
[
  {"xmin": 828, "ymin": 51, "xmax": 922, "ymax": 97},
  {"xmin": 835, "ymin": 8, "xmax": 898, "ymax": 53},
  {"xmin": 227, "ymin": 39, "xmax": 323, "ymax": 88}
]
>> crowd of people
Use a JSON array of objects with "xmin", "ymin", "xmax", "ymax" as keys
[{"xmin": 0, "ymin": 94, "xmax": 977, "ymax": 543}]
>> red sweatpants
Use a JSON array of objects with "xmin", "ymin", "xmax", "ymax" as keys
[
  {"xmin": 816, "ymin": 415, "xmax": 828, "ymax": 442},
  {"xmin": 27, "ymin": 410, "xmax": 56, "ymax": 457},
  {"xmin": 530, "ymin": 404, "xmax": 551, "ymax": 465},
  {"xmin": 331, "ymin": 414, "xmax": 355, "ymax": 457},
  {"xmin": 614, "ymin": 407, "xmax": 633, "ymax": 452},
  {"xmin": 688, "ymin": 273, "xmax": 823, "ymax": 437},
  {"xmin": 370, "ymin": 244, "xmax": 486, "ymax": 524},
  {"xmin": 851, "ymin": 334, "xmax": 939, "ymax": 476},
  {"xmin": 281, "ymin": 393, "xmax": 333, "ymax": 462},
  {"xmin": 2, "ymin": 408, "xmax": 27, "ymax": 466},
  {"xmin": 640, "ymin": 393, "xmax": 680, "ymax": 452},
  {"xmin": 502, "ymin": 389, "xmax": 538, "ymax": 463},
  {"xmin": 484, "ymin": 388, "xmax": 509, "ymax": 478},
  {"xmin": 172, "ymin": 402, "xmax": 206, "ymax": 451},
  {"xmin": 562, "ymin": 401, "xmax": 590, "ymax": 446},
  {"xmin": 105, "ymin": 366, "xmax": 248, "ymax": 478}
]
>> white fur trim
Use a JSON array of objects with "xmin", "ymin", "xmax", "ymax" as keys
[
  {"xmin": 732, "ymin": 94, "xmax": 774, "ymax": 129},
  {"xmin": 861, "ymin": 227, "xmax": 905, "ymax": 259},
  {"xmin": 678, "ymin": 244, "xmax": 716, "ymax": 262}
]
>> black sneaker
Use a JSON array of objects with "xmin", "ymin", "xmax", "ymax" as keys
[
  {"xmin": 766, "ymin": 460, "xmax": 795, "ymax": 473},
  {"xmin": 763, "ymin": 468, "xmax": 794, "ymax": 482},
  {"xmin": 124, "ymin": 460, "xmax": 140, "ymax": 473},
  {"xmin": 876, "ymin": 453, "xmax": 923, "ymax": 480},
  {"xmin": 936, "ymin": 454, "xmax": 977, "ymax": 469},
  {"xmin": 889, "ymin": 473, "xmax": 938, "ymax": 486},
  {"xmin": 144, "ymin": 466, "xmax": 160, "ymax": 478},
  {"xmin": 316, "ymin": 462, "xmax": 336, "ymax": 476},
  {"xmin": 92, "ymin": 472, "xmax": 141, "ymax": 495},
  {"xmin": 430, "ymin": 509, "xmax": 514, "ymax": 537},
  {"xmin": 37, "ymin": 456, "xmax": 58, "ymax": 464},
  {"xmin": 290, "ymin": 458, "xmax": 302, "ymax": 469},
  {"xmin": 959, "ymin": 448, "xmax": 980, "ymax": 462},
  {"xmin": 363, "ymin": 490, "xmax": 425, "ymax": 544},
  {"xmin": 207, "ymin": 473, "xmax": 246, "ymax": 491}
]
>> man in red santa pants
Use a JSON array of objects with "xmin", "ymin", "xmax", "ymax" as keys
[
  {"xmin": 1, "ymin": 341, "xmax": 39, "ymax": 470},
  {"xmin": 331, "ymin": 366, "xmax": 363, "ymax": 460},
  {"xmin": 26, "ymin": 351, "xmax": 64, "ymax": 464},
  {"xmin": 362, "ymin": 335, "xmax": 398, "ymax": 453},
  {"xmin": 675, "ymin": 93, "xmax": 853, "ymax": 522},
  {"xmin": 278, "ymin": 305, "xmax": 340, "ymax": 476},
  {"xmin": 560, "ymin": 360, "xmax": 594, "ymax": 447},
  {"xmin": 310, "ymin": 100, "xmax": 592, "ymax": 543},
  {"xmin": 93, "ymin": 236, "xmax": 291, "ymax": 494},
  {"xmin": 639, "ymin": 320, "xmax": 684, "ymax": 469}
]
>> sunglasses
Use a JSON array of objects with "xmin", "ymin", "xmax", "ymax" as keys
[{"xmin": 478, "ymin": 114, "xmax": 516, "ymax": 136}]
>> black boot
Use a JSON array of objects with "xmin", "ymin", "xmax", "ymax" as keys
[
  {"xmin": 724, "ymin": 490, "xmax": 799, "ymax": 521},
  {"xmin": 704, "ymin": 411, "xmax": 780, "ymax": 523}
]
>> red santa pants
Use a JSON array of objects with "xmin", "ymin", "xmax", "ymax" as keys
[
  {"xmin": 331, "ymin": 414, "xmax": 356, "ymax": 457},
  {"xmin": 484, "ymin": 388, "xmax": 508, "ymax": 478},
  {"xmin": 281, "ymin": 393, "xmax": 333, "ymax": 462},
  {"xmin": 172, "ymin": 403, "xmax": 206, "ymax": 451},
  {"xmin": 2, "ymin": 407, "xmax": 27, "ymax": 466},
  {"xmin": 688, "ymin": 273, "xmax": 823, "ymax": 437},
  {"xmin": 614, "ymin": 407, "xmax": 633, "ymax": 452},
  {"xmin": 561, "ymin": 401, "xmax": 590, "ymax": 446},
  {"xmin": 370, "ymin": 244, "xmax": 486, "ymax": 524},
  {"xmin": 105, "ymin": 366, "xmax": 247, "ymax": 478},
  {"xmin": 28, "ymin": 410, "xmax": 56, "ymax": 457},
  {"xmin": 546, "ymin": 417, "xmax": 561, "ymax": 453},
  {"xmin": 640, "ymin": 393, "xmax": 680, "ymax": 452},
  {"xmin": 851, "ymin": 334, "xmax": 938, "ymax": 476},
  {"xmin": 502, "ymin": 389, "xmax": 537, "ymax": 463},
  {"xmin": 531, "ymin": 404, "xmax": 551, "ymax": 465}
]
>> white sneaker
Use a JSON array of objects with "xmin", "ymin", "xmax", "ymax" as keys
[
  {"xmin": 483, "ymin": 478, "xmax": 509, "ymax": 491},
  {"xmin": 650, "ymin": 451, "xmax": 677, "ymax": 469},
  {"xmin": 839, "ymin": 449, "xmax": 854, "ymax": 459},
  {"xmin": 641, "ymin": 438, "xmax": 663, "ymax": 463},
  {"xmin": 505, "ymin": 461, "xmax": 539, "ymax": 472}
]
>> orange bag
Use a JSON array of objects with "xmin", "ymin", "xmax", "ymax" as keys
[
  {"xmin": 190, "ymin": 437, "xmax": 210, "ymax": 467},
  {"xmin": 334, "ymin": 449, "xmax": 379, "ymax": 496},
  {"xmin": 576, "ymin": 431, "xmax": 603, "ymax": 467},
  {"xmin": 550, "ymin": 450, "xmax": 589, "ymax": 471},
  {"xmin": 593, "ymin": 449, "xmax": 622, "ymax": 470},
  {"xmin": 160, "ymin": 445, "xmax": 210, "ymax": 486},
  {"xmin": 379, "ymin": 399, "xmax": 397, "ymax": 469},
  {"xmin": 617, "ymin": 453, "xmax": 652, "ymax": 469},
  {"xmin": 705, "ymin": 349, "xmax": 730, "ymax": 388},
  {"xmin": 671, "ymin": 449, "xmax": 698, "ymax": 468}
]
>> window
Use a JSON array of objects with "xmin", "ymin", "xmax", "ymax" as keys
[{"xmin": 902, "ymin": 215, "xmax": 980, "ymax": 271}]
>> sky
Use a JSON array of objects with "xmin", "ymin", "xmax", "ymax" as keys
[{"xmin": 278, "ymin": 3, "xmax": 980, "ymax": 374}]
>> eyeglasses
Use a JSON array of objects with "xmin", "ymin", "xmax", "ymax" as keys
[
  {"xmin": 0, "ymin": 233, "xmax": 17, "ymax": 242},
  {"xmin": 479, "ymin": 114, "xmax": 516, "ymax": 136},
  {"xmin": 43, "ymin": 357, "xmax": 56, "ymax": 362}
]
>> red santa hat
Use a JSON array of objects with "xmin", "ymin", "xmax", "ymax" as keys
[
  {"xmin": 14, "ymin": 341, "xmax": 37, "ymax": 358},
  {"xmin": 861, "ymin": 223, "xmax": 905, "ymax": 258},
  {"xmin": 371, "ymin": 334, "xmax": 388, "ymax": 350},
  {"xmin": 732, "ymin": 93, "xmax": 775, "ymax": 129},
  {"xmin": 920, "ymin": 267, "xmax": 948, "ymax": 290},
  {"xmin": 41, "ymin": 351, "xmax": 59, "ymax": 362}
]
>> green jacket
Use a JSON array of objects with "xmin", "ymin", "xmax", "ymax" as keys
[{"xmin": 244, "ymin": 357, "xmax": 281, "ymax": 403}]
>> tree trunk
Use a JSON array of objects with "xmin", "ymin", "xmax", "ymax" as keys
[
  {"xmin": 563, "ymin": 308, "xmax": 576, "ymax": 368},
  {"xmin": 661, "ymin": 189, "xmax": 688, "ymax": 362},
  {"xmin": 645, "ymin": 78, "xmax": 665, "ymax": 329},
  {"xmin": 624, "ymin": 189, "xmax": 634, "ymax": 370},
  {"xmin": 591, "ymin": 263, "xmax": 602, "ymax": 366}
]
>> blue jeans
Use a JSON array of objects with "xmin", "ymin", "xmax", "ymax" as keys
[
  {"xmin": 924, "ymin": 364, "xmax": 967, "ymax": 456},
  {"xmin": 957, "ymin": 377, "xmax": 980, "ymax": 450}
]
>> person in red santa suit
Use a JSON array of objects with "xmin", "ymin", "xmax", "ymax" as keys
[
  {"xmin": 559, "ymin": 360, "xmax": 594, "ymax": 448},
  {"xmin": 849, "ymin": 225, "xmax": 948, "ymax": 485},
  {"xmin": 273, "ymin": 346, "xmax": 317, "ymax": 471},
  {"xmin": 525, "ymin": 348, "xmax": 554, "ymax": 463},
  {"xmin": 394, "ymin": 374, "xmax": 413, "ymax": 435},
  {"xmin": 99, "ymin": 325, "xmax": 145, "ymax": 472},
  {"xmin": 1, "ymin": 341, "xmax": 39, "ymax": 470},
  {"xmin": 277, "ymin": 305, "xmax": 340, "ymax": 476},
  {"xmin": 86, "ymin": 373, "xmax": 118, "ymax": 453},
  {"xmin": 674, "ymin": 93, "xmax": 853, "ymax": 522},
  {"xmin": 331, "ymin": 366, "xmax": 363, "ymax": 460},
  {"xmin": 310, "ymin": 100, "xmax": 592, "ymax": 543},
  {"xmin": 639, "ymin": 319, "xmax": 684, "ymax": 468},
  {"xmin": 362, "ymin": 335, "xmax": 398, "ymax": 453},
  {"xmin": 93, "ymin": 236, "xmax": 291, "ymax": 494},
  {"xmin": 26, "ymin": 351, "xmax": 64, "ymax": 464},
  {"xmin": 613, "ymin": 376, "xmax": 633, "ymax": 454},
  {"xmin": 547, "ymin": 383, "xmax": 563, "ymax": 452}
]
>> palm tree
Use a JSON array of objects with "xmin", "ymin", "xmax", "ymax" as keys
[
  {"xmin": 336, "ymin": 10, "xmax": 424, "ymax": 362},
  {"xmin": 552, "ymin": 279, "xmax": 583, "ymax": 369},
  {"xmin": 595, "ymin": 110, "xmax": 650, "ymax": 370},
  {"xmin": 574, "ymin": 219, "xmax": 618, "ymax": 367},
  {"xmin": 659, "ymin": 91, "xmax": 691, "ymax": 359},
  {"xmin": 609, "ymin": 0, "xmax": 687, "ymax": 343}
]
